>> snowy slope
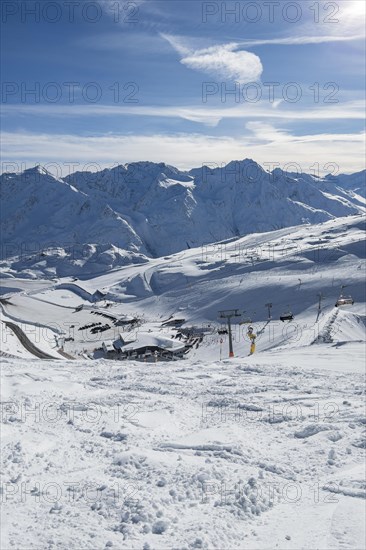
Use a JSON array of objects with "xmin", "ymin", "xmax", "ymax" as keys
[
  {"xmin": 1, "ymin": 214, "xmax": 364, "ymax": 360},
  {"xmin": 1, "ymin": 346, "xmax": 365, "ymax": 549},
  {"xmin": 1, "ymin": 213, "xmax": 365, "ymax": 549},
  {"xmin": 325, "ymin": 169, "xmax": 366, "ymax": 198},
  {"xmin": 0, "ymin": 166, "xmax": 148, "ymax": 277},
  {"xmin": 1, "ymin": 161, "xmax": 364, "ymax": 277}
]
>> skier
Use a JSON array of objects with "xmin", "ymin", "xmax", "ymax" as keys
[{"xmin": 247, "ymin": 326, "xmax": 256, "ymax": 355}]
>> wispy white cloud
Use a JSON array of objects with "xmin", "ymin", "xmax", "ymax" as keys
[
  {"xmin": 2, "ymin": 100, "xmax": 365, "ymax": 126},
  {"xmin": 246, "ymin": 121, "xmax": 291, "ymax": 143},
  {"xmin": 235, "ymin": 34, "xmax": 365, "ymax": 47},
  {"xmin": 246, "ymin": 121, "xmax": 366, "ymax": 145},
  {"xmin": 306, "ymin": 0, "xmax": 366, "ymax": 39},
  {"xmin": 236, "ymin": 0, "xmax": 365, "ymax": 47},
  {"xmin": 2, "ymin": 129, "xmax": 364, "ymax": 175},
  {"xmin": 339, "ymin": 0, "xmax": 366, "ymax": 34},
  {"xmin": 160, "ymin": 33, "xmax": 191, "ymax": 56},
  {"xmin": 161, "ymin": 34, "xmax": 263, "ymax": 83}
]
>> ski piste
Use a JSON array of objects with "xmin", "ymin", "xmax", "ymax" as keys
[{"xmin": 1, "ymin": 213, "xmax": 365, "ymax": 549}]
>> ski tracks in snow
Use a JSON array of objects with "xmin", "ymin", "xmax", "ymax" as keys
[{"xmin": 1, "ymin": 352, "xmax": 365, "ymax": 549}]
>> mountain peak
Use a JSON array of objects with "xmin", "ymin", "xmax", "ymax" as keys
[
  {"xmin": 24, "ymin": 165, "xmax": 52, "ymax": 176},
  {"xmin": 1, "ymin": 160, "xmax": 364, "ymax": 272},
  {"xmin": 20, "ymin": 165, "xmax": 66, "ymax": 184}
]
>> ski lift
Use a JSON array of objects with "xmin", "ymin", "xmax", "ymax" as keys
[
  {"xmin": 239, "ymin": 317, "xmax": 252, "ymax": 325},
  {"xmin": 280, "ymin": 308, "xmax": 294, "ymax": 322},
  {"xmin": 218, "ymin": 328, "xmax": 228, "ymax": 335},
  {"xmin": 335, "ymin": 295, "xmax": 354, "ymax": 307}
]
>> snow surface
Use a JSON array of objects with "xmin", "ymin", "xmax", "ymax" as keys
[
  {"xmin": 0, "ymin": 213, "xmax": 365, "ymax": 549},
  {"xmin": 1, "ymin": 346, "xmax": 365, "ymax": 549},
  {"xmin": 1, "ymin": 215, "xmax": 365, "ymax": 360}
]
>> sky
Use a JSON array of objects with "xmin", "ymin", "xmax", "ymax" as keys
[{"xmin": 1, "ymin": 0, "xmax": 365, "ymax": 175}]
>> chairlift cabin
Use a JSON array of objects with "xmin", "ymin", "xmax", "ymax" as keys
[
  {"xmin": 335, "ymin": 295, "xmax": 354, "ymax": 307},
  {"xmin": 239, "ymin": 317, "xmax": 253, "ymax": 325},
  {"xmin": 280, "ymin": 310, "xmax": 294, "ymax": 322}
]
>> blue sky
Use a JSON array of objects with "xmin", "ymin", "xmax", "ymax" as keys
[{"xmin": 1, "ymin": 0, "xmax": 365, "ymax": 174}]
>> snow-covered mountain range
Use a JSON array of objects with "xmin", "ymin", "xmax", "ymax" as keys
[
  {"xmin": 1, "ymin": 160, "xmax": 365, "ymax": 277},
  {"xmin": 1, "ymin": 196, "xmax": 365, "ymax": 549}
]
